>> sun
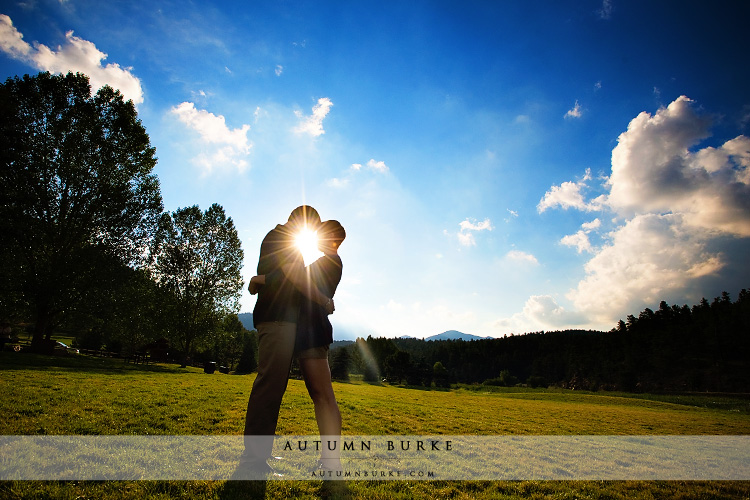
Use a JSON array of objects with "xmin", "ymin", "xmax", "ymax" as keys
[{"xmin": 295, "ymin": 227, "xmax": 323, "ymax": 266}]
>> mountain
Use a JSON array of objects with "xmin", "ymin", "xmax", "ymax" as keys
[
  {"xmin": 425, "ymin": 330, "xmax": 490, "ymax": 342},
  {"xmin": 237, "ymin": 312, "xmax": 254, "ymax": 330}
]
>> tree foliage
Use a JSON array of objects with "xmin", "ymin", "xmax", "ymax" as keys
[
  {"xmin": 0, "ymin": 72, "xmax": 162, "ymax": 349},
  {"xmin": 151, "ymin": 204, "xmax": 244, "ymax": 366},
  {"xmin": 340, "ymin": 289, "xmax": 750, "ymax": 392}
]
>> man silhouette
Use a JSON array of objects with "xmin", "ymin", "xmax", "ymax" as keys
[{"xmin": 241, "ymin": 205, "xmax": 334, "ymax": 476}]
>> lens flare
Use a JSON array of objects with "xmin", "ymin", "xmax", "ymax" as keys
[{"xmin": 295, "ymin": 227, "xmax": 323, "ymax": 266}]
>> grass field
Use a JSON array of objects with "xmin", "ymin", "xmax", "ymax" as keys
[{"xmin": 2, "ymin": 351, "xmax": 749, "ymax": 499}]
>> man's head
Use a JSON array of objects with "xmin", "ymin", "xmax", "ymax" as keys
[
  {"xmin": 318, "ymin": 220, "xmax": 346, "ymax": 252},
  {"xmin": 287, "ymin": 205, "xmax": 321, "ymax": 231}
]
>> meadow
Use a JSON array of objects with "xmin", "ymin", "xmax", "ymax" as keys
[{"xmin": 1, "ymin": 351, "xmax": 749, "ymax": 499}]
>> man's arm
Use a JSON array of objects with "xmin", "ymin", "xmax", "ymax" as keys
[{"xmin": 280, "ymin": 263, "xmax": 335, "ymax": 314}]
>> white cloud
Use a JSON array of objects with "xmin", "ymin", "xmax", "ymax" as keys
[
  {"xmin": 564, "ymin": 100, "xmax": 583, "ymax": 119},
  {"xmin": 170, "ymin": 102, "xmax": 252, "ymax": 173},
  {"xmin": 541, "ymin": 96, "xmax": 750, "ymax": 325},
  {"xmin": 294, "ymin": 97, "xmax": 333, "ymax": 137},
  {"xmin": 275, "ymin": 65, "xmax": 283, "ymax": 76},
  {"xmin": 366, "ymin": 159, "xmax": 389, "ymax": 173},
  {"xmin": 457, "ymin": 218, "xmax": 493, "ymax": 247},
  {"xmin": 505, "ymin": 250, "xmax": 539, "ymax": 264},
  {"xmin": 608, "ymin": 96, "xmax": 750, "ymax": 236},
  {"xmin": 460, "ymin": 218, "xmax": 492, "ymax": 232},
  {"xmin": 598, "ymin": 0, "xmax": 614, "ymax": 20},
  {"xmin": 560, "ymin": 231, "xmax": 593, "ymax": 254},
  {"xmin": 0, "ymin": 15, "xmax": 143, "ymax": 104},
  {"xmin": 581, "ymin": 218, "xmax": 601, "ymax": 231},
  {"xmin": 325, "ymin": 159, "xmax": 389, "ymax": 192},
  {"xmin": 567, "ymin": 214, "xmax": 724, "ymax": 322},
  {"xmin": 561, "ymin": 218, "xmax": 601, "ymax": 253},
  {"xmin": 538, "ymin": 180, "xmax": 586, "ymax": 212},
  {"xmin": 538, "ymin": 170, "xmax": 601, "ymax": 213},
  {"xmin": 495, "ymin": 295, "xmax": 585, "ymax": 333},
  {"xmin": 523, "ymin": 295, "xmax": 584, "ymax": 327}
]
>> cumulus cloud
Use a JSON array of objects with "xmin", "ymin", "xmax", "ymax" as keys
[
  {"xmin": 542, "ymin": 96, "xmax": 750, "ymax": 324},
  {"xmin": 608, "ymin": 96, "xmax": 750, "ymax": 235},
  {"xmin": 522, "ymin": 295, "xmax": 584, "ymax": 327},
  {"xmin": 0, "ymin": 14, "xmax": 143, "ymax": 104},
  {"xmin": 561, "ymin": 218, "xmax": 601, "ymax": 254},
  {"xmin": 495, "ymin": 295, "xmax": 585, "ymax": 333},
  {"xmin": 294, "ymin": 97, "xmax": 333, "ymax": 137},
  {"xmin": 564, "ymin": 100, "xmax": 583, "ymax": 119},
  {"xmin": 560, "ymin": 231, "xmax": 593, "ymax": 254},
  {"xmin": 538, "ymin": 169, "xmax": 602, "ymax": 212},
  {"xmin": 457, "ymin": 218, "xmax": 493, "ymax": 246},
  {"xmin": 567, "ymin": 214, "xmax": 724, "ymax": 321},
  {"xmin": 171, "ymin": 102, "xmax": 252, "ymax": 173}
]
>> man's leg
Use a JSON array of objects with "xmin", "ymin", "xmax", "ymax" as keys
[{"xmin": 243, "ymin": 321, "xmax": 296, "ymax": 463}]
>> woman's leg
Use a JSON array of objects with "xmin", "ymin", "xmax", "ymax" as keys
[{"xmin": 299, "ymin": 357, "xmax": 342, "ymax": 467}]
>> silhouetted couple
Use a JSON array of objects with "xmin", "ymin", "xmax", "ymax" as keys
[{"xmin": 241, "ymin": 206, "xmax": 345, "ymax": 477}]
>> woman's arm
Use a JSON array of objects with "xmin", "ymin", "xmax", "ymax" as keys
[
  {"xmin": 247, "ymin": 275, "xmax": 266, "ymax": 295},
  {"xmin": 280, "ymin": 263, "xmax": 335, "ymax": 314}
]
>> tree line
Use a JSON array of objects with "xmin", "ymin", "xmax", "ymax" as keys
[
  {"xmin": 1, "ymin": 71, "xmax": 251, "ymax": 369},
  {"xmin": 334, "ymin": 289, "xmax": 749, "ymax": 393}
]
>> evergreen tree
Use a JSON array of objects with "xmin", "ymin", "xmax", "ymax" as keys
[{"xmin": 330, "ymin": 347, "xmax": 351, "ymax": 382}]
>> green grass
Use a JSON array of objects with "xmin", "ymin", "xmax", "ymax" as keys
[{"xmin": 2, "ymin": 352, "xmax": 749, "ymax": 499}]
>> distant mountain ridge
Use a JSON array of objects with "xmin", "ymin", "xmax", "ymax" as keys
[
  {"xmin": 237, "ymin": 312, "xmax": 254, "ymax": 330},
  {"xmin": 237, "ymin": 314, "xmax": 486, "ymax": 342},
  {"xmin": 424, "ymin": 330, "xmax": 490, "ymax": 341}
]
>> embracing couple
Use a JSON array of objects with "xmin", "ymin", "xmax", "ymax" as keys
[{"xmin": 241, "ymin": 205, "xmax": 345, "ymax": 477}]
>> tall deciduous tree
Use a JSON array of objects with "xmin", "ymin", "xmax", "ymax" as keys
[
  {"xmin": 0, "ymin": 72, "xmax": 163, "ymax": 350},
  {"xmin": 152, "ymin": 204, "xmax": 244, "ymax": 367}
]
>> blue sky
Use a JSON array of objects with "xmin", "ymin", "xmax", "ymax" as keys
[{"xmin": 2, "ymin": 1, "xmax": 750, "ymax": 340}]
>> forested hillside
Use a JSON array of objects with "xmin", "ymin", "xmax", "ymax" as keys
[{"xmin": 342, "ymin": 289, "xmax": 750, "ymax": 393}]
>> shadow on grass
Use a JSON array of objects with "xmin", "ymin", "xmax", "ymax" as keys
[
  {"xmin": 0, "ymin": 351, "xmax": 199, "ymax": 375},
  {"xmin": 218, "ymin": 480, "xmax": 267, "ymax": 500}
]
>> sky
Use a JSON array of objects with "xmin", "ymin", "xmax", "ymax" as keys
[{"xmin": 2, "ymin": 0, "xmax": 750, "ymax": 340}]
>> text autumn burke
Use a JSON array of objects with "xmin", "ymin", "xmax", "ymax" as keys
[{"xmin": 283, "ymin": 439, "xmax": 453, "ymax": 452}]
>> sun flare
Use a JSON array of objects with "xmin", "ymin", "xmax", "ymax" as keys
[{"xmin": 295, "ymin": 228, "xmax": 323, "ymax": 267}]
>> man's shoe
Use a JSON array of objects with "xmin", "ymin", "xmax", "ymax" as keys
[{"xmin": 233, "ymin": 456, "xmax": 283, "ymax": 480}]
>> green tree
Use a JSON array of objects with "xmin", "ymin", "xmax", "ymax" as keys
[
  {"xmin": 0, "ymin": 72, "xmax": 163, "ymax": 350},
  {"xmin": 330, "ymin": 347, "xmax": 351, "ymax": 382},
  {"xmin": 385, "ymin": 350, "xmax": 411, "ymax": 384},
  {"xmin": 152, "ymin": 204, "xmax": 243, "ymax": 367},
  {"xmin": 235, "ymin": 330, "xmax": 258, "ymax": 374},
  {"xmin": 433, "ymin": 361, "xmax": 449, "ymax": 388},
  {"xmin": 211, "ymin": 313, "xmax": 249, "ymax": 370}
]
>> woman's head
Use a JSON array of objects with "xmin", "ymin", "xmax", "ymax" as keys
[{"xmin": 318, "ymin": 220, "xmax": 346, "ymax": 252}]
